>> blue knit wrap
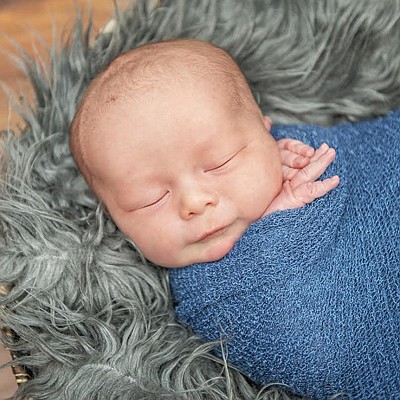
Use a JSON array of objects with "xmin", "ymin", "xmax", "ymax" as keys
[{"xmin": 169, "ymin": 110, "xmax": 400, "ymax": 399}]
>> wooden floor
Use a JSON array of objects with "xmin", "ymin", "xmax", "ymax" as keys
[
  {"xmin": 0, "ymin": 1, "xmax": 131, "ymax": 397},
  {"xmin": 0, "ymin": 0, "xmax": 132, "ymax": 132}
]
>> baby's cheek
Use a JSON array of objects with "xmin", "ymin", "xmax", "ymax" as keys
[
  {"xmin": 143, "ymin": 221, "xmax": 185, "ymax": 267},
  {"xmin": 111, "ymin": 213, "xmax": 156, "ymax": 258},
  {"xmin": 236, "ymin": 182, "xmax": 267, "ymax": 220}
]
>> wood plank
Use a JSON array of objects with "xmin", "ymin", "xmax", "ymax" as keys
[{"xmin": 0, "ymin": 344, "xmax": 17, "ymax": 400}]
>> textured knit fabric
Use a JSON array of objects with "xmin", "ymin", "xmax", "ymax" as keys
[{"xmin": 169, "ymin": 110, "xmax": 400, "ymax": 399}]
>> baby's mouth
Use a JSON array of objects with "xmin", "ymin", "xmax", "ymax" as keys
[{"xmin": 197, "ymin": 226, "xmax": 227, "ymax": 242}]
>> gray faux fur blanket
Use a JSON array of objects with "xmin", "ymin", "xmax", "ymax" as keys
[{"xmin": 1, "ymin": 1, "xmax": 400, "ymax": 399}]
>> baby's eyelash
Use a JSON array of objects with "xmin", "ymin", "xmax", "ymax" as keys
[
  {"xmin": 206, "ymin": 151, "xmax": 240, "ymax": 172},
  {"xmin": 142, "ymin": 192, "xmax": 168, "ymax": 208}
]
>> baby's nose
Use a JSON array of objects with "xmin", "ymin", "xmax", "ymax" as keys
[{"xmin": 179, "ymin": 186, "xmax": 218, "ymax": 220}]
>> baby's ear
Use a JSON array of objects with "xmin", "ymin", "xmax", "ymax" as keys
[{"xmin": 263, "ymin": 115, "xmax": 272, "ymax": 131}]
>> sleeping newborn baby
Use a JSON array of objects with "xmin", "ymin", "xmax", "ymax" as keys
[
  {"xmin": 70, "ymin": 39, "xmax": 400, "ymax": 399},
  {"xmin": 70, "ymin": 38, "xmax": 338, "ymax": 268}
]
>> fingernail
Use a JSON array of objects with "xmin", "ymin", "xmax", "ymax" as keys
[
  {"xmin": 320, "ymin": 143, "xmax": 328, "ymax": 150},
  {"xmin": 306, "ymin": 148, "xmax": 314, "ymax": 156}
]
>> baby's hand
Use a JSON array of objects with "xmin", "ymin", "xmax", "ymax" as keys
[
  {"xmin": 278, "ymin": 138, "xmax": 315, "ymax": 181},
  {"xmin": 264, "ymin": 143, "xmax": 340, "ymax": 216}
]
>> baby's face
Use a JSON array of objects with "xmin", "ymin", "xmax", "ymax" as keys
[{"xmin": 86, "ymin": 81, "xmax": 282, "ymax": 267}]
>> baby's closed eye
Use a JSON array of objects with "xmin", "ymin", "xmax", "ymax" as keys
[
  {"xmin": 204, "ymin": 147, "xmax": 245, "ymax": 173},
  {"xmin": 140, "ymin": 191, "xmax": 170, "ymax": 209},
  {"xmin": 124, "ymin": 190, "xmax": 169, "ymax": 211}
]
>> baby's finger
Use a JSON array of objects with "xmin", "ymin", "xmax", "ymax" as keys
[
  {"xmin": 291, "ymin": 147, "xmax": 336, "ymax": 187},
  {"xmin": 277, "ymin": 138, "xmax": 315, "ymax": 158},
  {"xmin": 310, "ymin": 143, "xmax": 330, "ymax": 161},
  {"xmin": 282, "ymin": 165, "xmax": 298, "ymax": 181},
  {"xmin": 280, "ymin": 149, "xmax": 310, "ymax": 168},
  {"xmin": 293, "ymin": 176, "xmax": 340, "ymax": 204}
]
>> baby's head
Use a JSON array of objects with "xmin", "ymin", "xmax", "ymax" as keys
[{"xmin": 70, "ymin": 39, "xmax": 282, "ymax": 267}]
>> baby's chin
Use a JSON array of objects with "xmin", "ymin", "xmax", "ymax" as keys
[
  {"xmin": 152, "ymin": 225, "xmax": 246, "ymax": 268},
  {"xmin": 153, "ymin": 239, "xmax": 236, "ymax": 268},
  {"xmin": 169, "ymin": 222, "xmax": 250, "ymax": 268},
  {"xmin": 175, "ymin": 234, "xmax": 237, "ymax": 268},
  {"xmin": 200, "ymin": 237, "xmax": 236, "ymax": 264}
]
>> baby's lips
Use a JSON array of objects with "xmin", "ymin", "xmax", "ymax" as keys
[{"xmin": 196, "ymin": 226, "xmax": 227, "ymax": 242}]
